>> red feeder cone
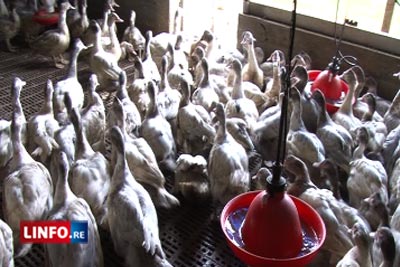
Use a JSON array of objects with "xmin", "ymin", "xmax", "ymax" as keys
[
  {"xmin": 309, "ymin": 57, "xmax": 350, "ymax": 114},
  {"xmin": 32, "ymin": 8, "xmax": 59, "ymax": 26},
  {"xmin": 311, "ymin": 69, "xmax": 343, "ymax": 100},
  {"xmin": 241, "ymin": 174, "xmax": 303, "ymax": 259}
]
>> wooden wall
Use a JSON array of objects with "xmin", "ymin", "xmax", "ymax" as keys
[
  {"xmin": 238, "ymin": 13, "xmax": 400, "ymax": 101},
  {"xmin": 87, "ymin": 0, "xmax": 180, "ymax": 37}
]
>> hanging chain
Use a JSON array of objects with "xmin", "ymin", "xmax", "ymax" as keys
[{"xmin": 271, "ymin": 0, "xmax": 297, "ymax": 186}]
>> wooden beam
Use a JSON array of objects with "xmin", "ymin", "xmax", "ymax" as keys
[
  {"xmin": 238, "ymin": 13, "xmax": 400, "ymax": 101},
  {"xmin": 382, "ymin": 0, "xmax": 395, "ymax": 33}
]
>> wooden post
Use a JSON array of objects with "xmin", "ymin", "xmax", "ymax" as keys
[{"xmin": 382, "ymin": 0, "xmax": 395, "ymax": 33}]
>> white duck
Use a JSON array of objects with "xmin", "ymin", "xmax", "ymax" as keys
[
  {"xmin": 27, "ymin": 79, "xmax": 60, "ymax": 163},
  {"xmin": 191, "ymin": 46, "xmax": 228, "ymax": 104},
  {"xmin": 128, "ymin": 58, "xmax": 151, "ymax": 120},
  {"xmin": 0, "ymin": 0, "xmax": 8, "ymax": 17},
  {"xmin": 242, "ymin": 60, "xmax": 280, "ymax": 114},
  {"xmin": 359, "ymin": 93, "xmax": 388, "ymax": 154},
  {"xmin": 169, "ymin": 34, "xmax": 189, "ymax": 71},
  {"xmin": 287, "ymin": 87, "xmax": 325, "ymax": 166},
  {"xmin": 384, "ymin": 76, "xmax": 400, "ymax": 133},
  {"xmin": 98, "ymin": 0, "xmax": 119, "ymax": 42},
  {"xmin": 332, "ymin": 66, "xmax": 362, "ymax": 137},
  {"xmin": 167, "ymin": 39, "xmax": 193, "ymax": 91},
  {"xmin": 208, "ymin": 103, "xmax": 250, "ymax": 214},
  {"xmin": 348, "ymin": 126, "xmax": 388, "ymax": 209},
  {"xmin": 69, "ymin": 0, "xmax": 89, "ymax": 40},
  {"xmin": 142, "ymin": 30, "xmax": 161, "ymax": 83},
  {"xmin": 46, "ymin": 151, "xmax": 104, "ymax": 267},
  {"xmin": 104, "ymin": 11, "xmax": 124, "ymax": 61},
  {"xmin": 312, "ymin": 89, "xmax": 354, "ymax": 174},
  {"xmin": 260, "ymin": 59, "xmax": 282, "ymax": 111},
  {"xmin": 108, "ymin": 71, "xmax": 142, "ymax": 138},
  {"xmin": 389, "ymin": 158, "xmax": 400, "ymax": 212},
  {"xmin": 3, "ymin": 77, "xmax": 53, "ymax": 257},
  {"xmin": 140, "ymin": 81, "xmax": 177, "ymax": 173},
  {"xmin": 359, "ymin": 194, "xmax": 400, "ymax": 267},
  {"xmin": 111, "ymin": 97, "xmax": 179, "ymax": 209},
  {"xmin": 372, "ymin": 227, "xmax": 399, "ymax": 267},
  {"xmin": 336, "ymin": 223, "xmax": 373, "ymax": 267},
  {"xmin": 225, "ymin": 58, "xmax": 259, "ymax": 132},
  {"xmin": 107, "ymin": 126, "xmax": 173, "ymax": 267},
  {"xmin": 0, "ymin": 7, "xmax": 21, "ymax": 52},
  {"xmin": 69, "ymin": 107, "xmax": 110, "ymax": 229},
  {"xmin": 313, "ymin": 158, "xmax": 371, "ymax": 232},
  {"xmin": 0, "ymin": 218, "xmax": 14, "ymax": 267},
  {"xmin": 240, "ymin": 31, "xmax": 263, "ymax": 89},
  {"xmin": 0, "ymin": 120, "xmax": 13, "ymax": 167},
  {"xmin": 192, "ymin": 57, "xmax": 220, "ymax": 112},
  {"xmin": 259, "ymin": 49, "xmax": 286, "ymax": 78},
  {"xmin": 382, "ymin": 124, "xmax": 400, "ymax": 177},
  {"xmin": 41, "ymin": 0, "xmax": 56, "ymax": 13},
  {"xmin": 284, "ymin": 154, "xmax": 353, "ymax": 263},
  {"xmin": 66, "ymin": 0, "xmax": 80, "ymax": 29},
  {"xmin": 365, "ymin": 76, "xmax": 391, "ymax": 118},
  {"xmin": 174, "ymin": 153, "xmax": 210, "ymax": 203},
  {"xmin": 359, "ymin": 192, "xmax": 389, "ymax": 232},
  {"xmin": 189, "ymin": 30, "xmax": 215, "ymax": 64},
  {"xmin": 29, "ymin": 1, "xmax": 74, "ymax": 68},
  {"xmin": 253, "ymin": 96, "xmax": 285, "ymax": 162},
  {"xmin": 151, "ymin": 8, "xmax": 183, "ymax": 68},
  {"xmin": 226, "ymin": 117, "xmax": 254, "ymax": 152},
  {"xmin": 293, "ymin": 65, "xmax": 321, "ymax": 133},
  {"xmin": 122, "ymin": 10, "xmax": 145, "ymax": 58},
  {"xmin": 351, "ymin": 65, "xmax": 368, "ymax": 119},
  {"xmin": 391, "ymin": 204, "xmax": 400, "ymax": 232},
  {"xmin": 53, "ymin": 38, "xmax": 86, "ymax": 125},
  {"xmin": 157, "ymin": 55, "xmax": 181, "ymax": 121},
  {"xmin": 250, "ymin": 167, "xmax": 271, "ymax": 191},
  {"xmin": 80, "ymin": 74, "xmax": 106, "ymax": 153},
  {"xmin": 53, "ymin": 93, "xmax": 76, "ymax": 169},
  {"xmin": 88, "ymin": 20, "xmax": 122, "ymax": 90},
  {"xmin": 176, "ymin": 79, "xmax": 216, "ymax": 156}
]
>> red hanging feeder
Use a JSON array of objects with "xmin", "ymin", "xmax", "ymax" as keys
[
  {"xmin": 220, "ymin": 1, "xmax": 326, "ymax": 266},
  {"xmin": 221, "ymin": 191, "xmax": 326, "ymax": 267},
  {"xmin": 308, "ymin": 57, "xmax": 350, "ymax": 114},
  {"xmin": 32, "ymin": 8, "xmax": 59, "ymax": 26}
]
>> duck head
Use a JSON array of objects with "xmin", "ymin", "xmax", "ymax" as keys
[
  {"xmin": 241, "ymin": 31, "xmax": 256, "ymax": 47},
  {"xmin": 88, "ymin": 20, "xmax": 101, "ymax": 35}
]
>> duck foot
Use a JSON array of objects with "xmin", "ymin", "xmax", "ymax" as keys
[
  {"xmin": 52, "ymin": 56, "xmax": 66, "ymax": 69},
  {"xmin": 60, "ymin": 56, "xmax": 69, "ymax": 65},
  {"xmin": 7, "ymin": 46, "xmax": 17, "ymax": 53},
  {"xmin": 54, "ymin": 62, "xmax": 66, "ymax": 69},
  {"xmin": 6, "ymin": 40, "xmax": 17, "ymax": 52}
]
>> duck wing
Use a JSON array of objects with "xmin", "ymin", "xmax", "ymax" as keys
[
  {"xmin": 125, "ymin": 140, "xmax": 165, "ymax": 188},
  {"xmin": 0, "ymin": 219, "xmax": 14, "ymax": 267},
  {"xmin": 91, "ymin": 52, "xmax": 121, "ymax": 80},
  {"xmin": 287, "ymin": 130, "xmax": 325, "ymax": 163},
  {"xmin": 47, "ymin": 198, "xmax": 103, "ymax": 267},
  {"xmin": 108, "ymin": 184, "xmax": 162, "ymax": 258},
  {"xmin": 317, "ymin": 126, "xmax": 352, "ymax": 171},
  {"xmin": 31, "ymin": 30, "xmax": 63, "ymax": 51}
]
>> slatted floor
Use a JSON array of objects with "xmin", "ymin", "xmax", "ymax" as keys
[{"xmin": 0, "ymin": 45, "xmax": 249, "ymax": 267}]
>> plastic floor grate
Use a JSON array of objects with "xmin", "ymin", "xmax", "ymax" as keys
[{"xmin": 0, "ymin": 47, "xmax": 248, "ymax": 267}]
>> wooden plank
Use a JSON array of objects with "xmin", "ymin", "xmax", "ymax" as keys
[
  {"xmin": 382, "ymin": 0, "xmax": 395, "ymax": 33},
  {"xmin": 87, "ymin": 0, "xmax": 176, "ymax": 36},
  {"xmin": 238, "ymin": 13, "xmax": 400, "ymax": 101},
  {"xmin": 244, "ymin": 2, "xmax": 400, "ymax": 57}
]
